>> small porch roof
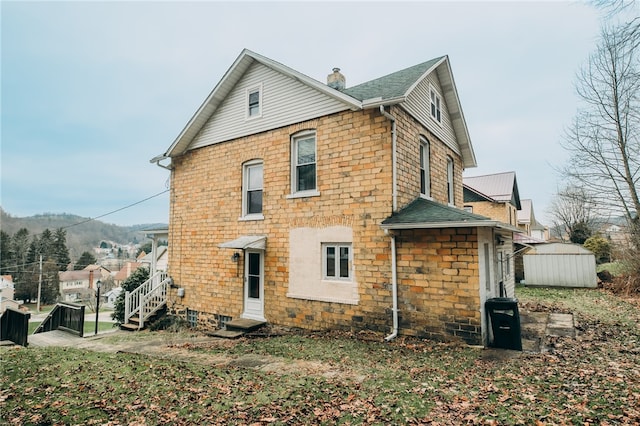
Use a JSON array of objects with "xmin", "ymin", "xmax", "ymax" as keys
[
  {"xmin": 381, "ymin": 198, "xmax": 520, "ymax": 232},
  {"xmin": 218, "ymin": 235, "xmax": 266, "ymax": 250}
]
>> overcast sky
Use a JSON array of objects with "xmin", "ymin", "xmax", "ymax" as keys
[{"xmin": 2, "ymin": 1, "xmax": 606, "ymax": 227}]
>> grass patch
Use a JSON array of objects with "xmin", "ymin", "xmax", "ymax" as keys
[
  {"xmin": 3, "ymin": 288, "xmax": 640, "ymax": 424},
  {"xmin": 597, "ymin": 261, "xmax": 628, "ymax": 276}
]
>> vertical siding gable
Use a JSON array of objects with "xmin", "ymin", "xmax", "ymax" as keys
[
  {"xmin": 190, "ymin": 63, "xmax": 351, "ymax": 151},
  {"xmin": 402, "ymin": 73, "xmax": 462, "ymax": 157}
]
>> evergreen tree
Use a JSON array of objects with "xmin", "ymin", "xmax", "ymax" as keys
[
  {"xmin": 53, "ymin": 228, "xmax": 71, "ymax": 271},
  {"xmin": 74, "ymin": 251, "xmax": 97, "ymax": 270},
  {"xmin": 112, "ymin": 267, "xmax": 149, "ymax": 324},
  {"xmin": 38, "ymin": 229, "xmax": 54, "ymax": 261},
  {"xmin": 0, "ymin": 231, "xmax": 12, "ymax": 275}
]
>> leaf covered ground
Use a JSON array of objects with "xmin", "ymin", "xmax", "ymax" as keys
[{"xmin": 2, "ymin": 287, "xmax": 639, "ymax": 425}]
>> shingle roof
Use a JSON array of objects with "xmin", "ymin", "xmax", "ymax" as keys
[
  {"xmin": 381, "ymin": 198, "xmax": 504, "ymax": 229},
  {"xmin": 342, "ymin": 57, "xmax": 443, "ymax": 101}
]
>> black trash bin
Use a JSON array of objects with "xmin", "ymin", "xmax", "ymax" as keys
[{"xmin": 486, "ymin": 297, "xmax": 522, "ymax": 351}]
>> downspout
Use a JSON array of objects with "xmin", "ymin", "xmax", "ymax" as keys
[
  {"xmin": 385, "ymin": 233, "xmax": 399, "ymax": 341},
  {"xmin": 379, "ymin": 105, "xmax": 399, "ymax": 342},
  {"xmin": 379, "ymin": 106, "xmax": 397, "ymax": 211}
]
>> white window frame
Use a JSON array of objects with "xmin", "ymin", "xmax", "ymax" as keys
[
  {"xmin": 447, "ymin": 156, "xmax": 455, "ymax": 205},
  {"xmin": 430, "ymin": 86, "xmax": 442, "ymax": 124},
  {"xmin": 419, "ymin": 137, "xmax": 431, "ymax": 199},
  {"xmin": 241, "ymin": 160, "xmax": 264, "ymax": 220},
  {"xmin": 322, "ymin": 243, "xmax": 352, "ymax": 282},
  {"xmin": 289, "ymin": 130, "xmax": 320, "ymax": 198},
  {"xmin": 246, "ymin": 84, "xmax": 262, "ymax": 120}
]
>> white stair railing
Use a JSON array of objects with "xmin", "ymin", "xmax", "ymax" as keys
[{"xmin": 124, "ymin": 271, "xmax": 170, "ymax": 329}]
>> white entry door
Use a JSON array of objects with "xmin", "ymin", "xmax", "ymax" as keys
[{"xmin": 243, "ymin": 250, "xmax": 265, "ymax": 321}]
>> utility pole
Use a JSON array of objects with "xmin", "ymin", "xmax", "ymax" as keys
[{"xmin": 36, "ymin": 255, "xmax": 43, "ymax": 312}]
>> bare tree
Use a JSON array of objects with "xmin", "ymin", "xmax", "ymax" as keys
[
  {"xmin": 548, "ymin": 186, "xmax": 599, "ymax": 243},
  {"xmin": 561, "ymin": 20, "xmax": 640, "ymax": 234}
]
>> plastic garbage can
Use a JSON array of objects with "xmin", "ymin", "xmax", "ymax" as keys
[{"xmin": 486, "ymin": 297, "xmax": 522, "ymax": 351}]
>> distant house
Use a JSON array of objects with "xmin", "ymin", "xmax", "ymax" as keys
[
  {"xmin": 151, "ymin": 49, "xmax": 519, "ymax": 346},
  {"xmin": 114, "ymin": 262, "xmax": 143, "ymax": 286},
  {"xmin": 138, "ymin": 246, "xmax": 168, "ymax": 272},
  {"xmin": 58, "ymin": 270, "xmax": 98, "ymax": 302},
  {"xmin": 104, "ymin": 287, "xmax": 123, "ymax": 308},
  {"xmin": 0, "ymin": 275, "xmax": 19, "ymax": 313},
  {"xmin": 463, "ymin": 172, "xmax": 522, "ymax": 297},
  {"xmin": 517, "ymin": 199, "xmax": 548, "ymax": 242}
]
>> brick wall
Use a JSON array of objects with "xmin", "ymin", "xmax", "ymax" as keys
[
  {"xmin": 166, "ymin": 106, "xmax": 481, "ymax": 343},
  {"xmin": 394, "ymin": 227, "xmax": 482, "ymax": 344},
  {"xmin": 465, "ymin": 201, "xmax": 517, "ymax": 225}
]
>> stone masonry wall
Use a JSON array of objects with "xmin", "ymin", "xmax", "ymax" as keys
[
  {"xmin": 166, "ymin": 105, "xmax": 479, "ymax": 341},
  {"xmin": 394, "ymin": 227, "xmax": 482, "ymax": 344}
]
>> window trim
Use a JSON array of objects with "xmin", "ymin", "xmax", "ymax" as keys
[
  {"xmin": 447, "ymin": 156, "xmax": 455, "ymax": 205},
  {"xmin": 322, "ymin": 243, "xmax": 352, "ymax": 282},
  {"xmin": 419, "ymin": 136, "xmax": 431, "ymax": 199},
  {"xmin": 429, "ymin": 85, "xmax": 442, "ymax": 125},
  {"xmin": 289, "ymin": 130, "xmax": 319, "ymax": 197},
  {"xmin": 241, "ymin": 159, "xmax": 264, "ymax": 220},
  {"xmin": 245, "ymin": 84, "xmax": 263, "ymax": 120}
]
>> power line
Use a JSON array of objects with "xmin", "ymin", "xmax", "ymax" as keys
[{"xmin": 61, "ymin": 189, "xmax": 170, "ymax": 230}]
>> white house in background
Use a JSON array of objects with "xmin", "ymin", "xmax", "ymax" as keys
[
  {"xmin": 138, "ymin": 246, "xmax": 168, "ymax": 272},
  {"xmin": 58, "ymin": 270, "xmax": 98, "ymax": 302},
  {"xmin": 104, "ymin": 287, "xmax": 123, "ymax": 308},
  {"xmin": 0, "ymin": 275, "xmax": 19, "ymax": 313},
  {"xmin": 517, "ymin": 199, "xmax": 548, "ymax": 241}
]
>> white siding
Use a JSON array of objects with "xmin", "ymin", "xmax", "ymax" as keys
[
  {"xmin": 190, "ymin": 63, "xmax": 350, "ymax": 150},
  {"xmin": 523, "ymin": 254, "xmax": 597, "ymax": 288},
  {"xmin": 402, "ymin": 73, "xmax": 461, "ymax": 156}
]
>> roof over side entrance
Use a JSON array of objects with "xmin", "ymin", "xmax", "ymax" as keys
[
  {"xmin": 219, "ymin": 235, "xmax": 266, "ymax": 250},
  {"xmin": 381, "ymin": 198, "xmax": 520, "ymax": 231}
]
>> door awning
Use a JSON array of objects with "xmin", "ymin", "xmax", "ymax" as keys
[{"xmin": 218, "ymin": 235, "xmax": 266, "ymax": 250}]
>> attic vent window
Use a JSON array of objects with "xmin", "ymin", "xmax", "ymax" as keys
[
  {"xmin": 430, "ymin": 86, "xmax": 441, "ymax": 124},
  {"xmin": 246, "ymin": 84, "xmax": 262, "ymax": 119}
]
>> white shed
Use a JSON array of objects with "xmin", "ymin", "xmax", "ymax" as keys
[{"xmin": 523, "ymin": 243, "xmax": 597, "ymax": 288}]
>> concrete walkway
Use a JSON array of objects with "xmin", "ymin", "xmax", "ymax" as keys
[{"xmin": 520, "ymin": 311, "xmax": 575, "ymax": 352}]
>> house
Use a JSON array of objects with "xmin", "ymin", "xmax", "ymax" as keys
[
  {"xmin": 463, "ymin": 172, "xmax": 522, "ymax": 296},
  {"xmin": 517, "ymin": 199, "xmax": 548, "ymax": 242},
  {"xmin": 113, "ymin": 262, "xmax": 143, "ymax": 286},
  {"xmin": 0, "ymin": 275, "xmax": 19, "ymax": 313},
  {"xmin": 151, "ymin": 49, "xmax": 517, "ymax": 345},
  {"xmin": 104, "ymin": 286, "xmax": 123, "ymax": 308},
  {"xmin": 138, "ymin": 246, "xmax": 168, "ymax": 272},
  {"xmin": 58, "ymin": 269, "xmax": 99, "ymax": 302}
]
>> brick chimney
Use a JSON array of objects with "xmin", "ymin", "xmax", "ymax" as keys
[{"xmin": 327, "ymin": 67, "xmax": 346, "ymax": 90}]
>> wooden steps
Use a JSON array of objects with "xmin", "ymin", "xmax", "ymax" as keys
[
  {"xmin": 120, "ymin": 304, "xmax": 166, "ymax": 331},
  {"xmin": 208, "ymin": 318, "xmax": 266, "ymax": 339}
]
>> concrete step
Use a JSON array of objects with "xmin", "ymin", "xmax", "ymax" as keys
[
  {"xmin": 225, "ymin": 318, "xmax": 266, "ymax": 333},
  {"xmin": 208, "ymin": 329, "xmax": 245, "ymax": 339}
]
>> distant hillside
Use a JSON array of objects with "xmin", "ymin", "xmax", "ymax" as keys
[{"xmin": 0, "ymin": 208, "xmax": 167, "ymax": 260}]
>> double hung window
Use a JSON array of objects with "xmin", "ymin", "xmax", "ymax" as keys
[
  {"xmin": 447, "ymin": 156, "xmax": 454, "ymax": 205},
  {"xmin": 430, "ymin": 87, "xmax": 442, "ymax": 124},
  {"xmin": 291, "ymin": 131, "xmax": 317, "ymax": 194},
  {"xmin": 243, "ymin": 160, "xmax": 263, "ymax": 218},
  {"xmin": 419, "ymin": 137, "xmax": 430, "ymax": 197},
  {"xmin": 246, "ymin": 85, "xmax": 262, "ymax": 119}
]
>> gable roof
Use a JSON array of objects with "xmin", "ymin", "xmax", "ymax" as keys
[
  {"xmin": 156, "ymin": 49, "xmax": 475, "ymax": 168},
  {"xmin": 517, "ymin": 199, "xmax": 534, "ymax": 224},
  {"xmin": 381, "ymin": 198, "xmax": 519, "ymax": 231},
  {"xmin": 342, "ymin": 57, "xmax": 444, "ymax": 102},
  {"xmin": 463, "ymin": 172, "xmax": 522, "ymax": 209}
]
